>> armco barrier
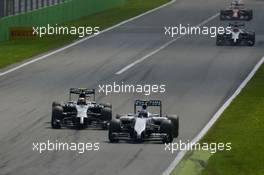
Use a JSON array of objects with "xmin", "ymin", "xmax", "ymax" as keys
[{"xmin": 0, "ymin": 0, "xmax": 125, "ymax": 42}]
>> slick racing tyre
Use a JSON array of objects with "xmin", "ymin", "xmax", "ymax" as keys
[
  {"xmin": 167, "ymin": 115, "xmax": 179, "ymax": 138},
  {"xmin": 247, "ymin": 10, "xmax": 253, "ymax": 21},
  {"xmin": 108, "ymin": 119, "xmax": 120, "ymax": 143},
  {"xmin": 51, "ymin": 106, "xmax": 63, "ymax": 129},
  {"xmin": 248, "ymin": 33, "xmax": 255, "ymax": 46},
  {"xmin": 52, "ymin": 101, "xmax": 61, "ymax": 108},
  {"xmin": 160, "ymin": 120, "xmax": 173, "ymax": 144},
  {"xmin": 101, "ymin": 108, "xmax": 112, "ymax": 122}
]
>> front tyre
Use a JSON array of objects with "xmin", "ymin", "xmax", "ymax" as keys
[
  {"xmin": 248, "ymin": 34, "xmax": 255, "ymax": 46},
  {"xmin": 108, "ymin": 119, "xmax": 120, "ymax": 143},
  {"xmin": 51, "ymin": 106, "xmax": 63, "ymax": 129}
]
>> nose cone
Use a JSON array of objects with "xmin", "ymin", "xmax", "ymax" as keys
[{"xmin": 134, "ymin": 118, "xmax": 147, "ymax": 136}]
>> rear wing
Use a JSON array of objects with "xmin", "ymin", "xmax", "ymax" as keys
[
  {"xmin": 69, "ymin": 88, "xmax": 95, "ymax": 101},
  {"xmin": 134, "ymin": 100, "xmax": 162, "ymax": 116},
  {"xmin": 231, "ymin": 1, "xmax": 244, "ymax": 7}
]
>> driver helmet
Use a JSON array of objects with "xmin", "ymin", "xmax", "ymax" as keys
[
  {"xmin": 77, "ymin": 97, "xmax": 86, "ymax": 105},
  {"xmin": 138, "ymin": 104, "xmax": 148, "ymax": 118}
]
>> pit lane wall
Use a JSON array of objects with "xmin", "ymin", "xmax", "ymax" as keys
[{"xmin": 0, "ymin": 0, "xmax": 125, "ymax": 42}]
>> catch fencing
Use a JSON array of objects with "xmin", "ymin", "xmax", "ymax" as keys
[
  {"xmin": 0, "ymin": 0, "xmax": 70, "ymax": 18},
  {"xmin": 0, "ymin": 0, "xmax": 124, "ymax": 41}
]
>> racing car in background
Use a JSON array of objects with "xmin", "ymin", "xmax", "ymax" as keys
[
  {"xmin": 216, "ymin": 22, "xmax": 255, "ymax": 46},
  {"xmin": 108, "ymin": 100, "xmax": 179, "ymax": 143},
  {"xmin": 220, "ymin": 0, "xmax": 253, "ymax": 21},
  {"xmin": 51, "ymin": 88, "xmax": 112, "ymax": 129}
]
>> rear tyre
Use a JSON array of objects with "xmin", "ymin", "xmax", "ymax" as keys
[
  {"xmin": 247, "ymin": 10, "xmax": 253, "ymax": 21},
  {"xmin": 52, "ymin": 101, "xmax": 61, "ymax": 108},
  {"xmin": 160, "ymin": 120, "xmax": 173, "ymax": 143},
  {"xmin": 219, "ymin": 10, "xmax": 226, "ymax": 20},
  {"xmin": 167, "ymin": 115, "xmax": 179, "ymax": 138},
  {"xmin": 101, "ymin": 108, "xmax": 110, "ymax": 129},
  {"xmin": 101, "ymin": 108, "xmax": 112, "ymax": 122},
  {"xmin": 248, "ymin": 33, "xmax": 255, "ymax": 46},
  {"xmin": 51, "ymin": 106, "xmax": 63, "ymax": 129}
]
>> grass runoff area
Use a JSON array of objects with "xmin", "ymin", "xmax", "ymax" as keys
[
  {"xmin": 172, "ymin": 65, "xmax": 264, "ymax": 175},
  {"xmin": 0, "ymin": 0, "xmax": 169, "ymax": 69}
]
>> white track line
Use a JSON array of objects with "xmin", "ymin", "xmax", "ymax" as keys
[
  {"xmin": 162, "ymin": 56, "xmax": 264, "ymax": 175},
  {"xmin": 0, "ymin": 0, "xmax": 177, "ymax": 77},
  {"xmin": 115, "ymin": 13, "xmax": 219, "ymax": 75}
]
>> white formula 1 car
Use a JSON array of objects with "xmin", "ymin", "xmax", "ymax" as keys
[
  {"xmin": 51, "ymin": 88, "xmax": 112, "ymax": 129},
  {"xmin": 216, "ymin": 23, "xmax": 255, "ymax": 46},
  {"xmin": 108, "ymin": 100, "xmax": 179, "ymax": 143}
]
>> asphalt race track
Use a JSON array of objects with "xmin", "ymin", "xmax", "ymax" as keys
[{"xmin": 0, "ymin": 0, "xmax": 263, "ymax": 175}]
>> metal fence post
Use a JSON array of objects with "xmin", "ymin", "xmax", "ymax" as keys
[
  {"xmin": 18, "ymin": 0, "xmax": 21, "ymax": 13},
  {"xmin": 36, "ymin": 0, "xmax": 38, "ymax": 9},
  {"xmin": 0, "ymin": 0, "xmax": 4, "ymax": 17},
  {"xmin": 5, "ymin": 0, "xmax": 7, "ymax": 16},
  {"xmin": 12, "ymin": 0, "xmax": 15, "ymax": 15},
  {"xmin": 30, "ymin": 0, "xmax": 32, "ymax": 10},
  {"xmin": 24, "ymin": 0, "xmax": 27, "ymax": 12}
]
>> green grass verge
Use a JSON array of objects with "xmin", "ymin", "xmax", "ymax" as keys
[
  {"xmin": 171, "ymin": 63, "xmax": 264, "ymax": 175},
  {"xmin": 0, "ymin": 0, "xmax": 169, "ymax": 69},
  {"xmin": 171, "ymin": 150, "xmax": 212, "ymax": 175},
  {"xmin": 200, "ymin": 64, "xmax": 264, "ymax": 175}
]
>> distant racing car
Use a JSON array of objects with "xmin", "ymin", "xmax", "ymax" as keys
[
  {"xmin": 216, "ymin": 23, "xmax": 255, "ymax": 46},
  {"xmin": 220, "ymin": 0, "xmax": 253, "ymax": 21},
  {"xmin": 51, "ymin": 88, "xmax": 112, "ymax": 129},
  {"xmin": 108, "ymin": 100, "xmax": 179, "ymax": 143}
]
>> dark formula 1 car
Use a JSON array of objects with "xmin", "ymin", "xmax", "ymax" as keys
[
  {"xmin": 216, "ymin": 23, "xmax": 255, "ymax": 46},
  {"xmin": 108, "ymin": 100, "xmax": 179, "ymax": 143},
  {"xmin": 51, "ymin": 88, "xmax": 112, "ymax": 129},
  {"xmin": 220, "ymin": 0, "xmax": 252, "ymax": 21}
]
